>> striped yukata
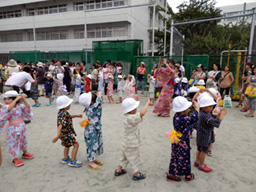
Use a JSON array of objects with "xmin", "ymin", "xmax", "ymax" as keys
[{"xmin": 196, "ymin": 111, "xmax": 221, "ymax": 153}]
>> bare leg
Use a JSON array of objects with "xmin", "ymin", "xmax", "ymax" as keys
[
  {"xmin": 208, "ymin": 143, "xmax": 212, "ymax": 152},
  {"xmin": 71, "ymin": 142, "xmax": 79, "ymax": 162},
  {"xmin": 116, "ymin": 165, "xmax": 123, "ymax": 172},
  {"xmin": 196, "ymin": 151, "xmax": 200, "ymax": 164},
  {"xmin": 199, "ymin": 152, "xmax": 206, "ymax": 167},
  {"xmin": 64, "ymin": 147, "xmax": 69, "ymax": 159}
]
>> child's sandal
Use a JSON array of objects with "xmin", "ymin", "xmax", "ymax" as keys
[
  {"xmin": 132, "ymin": 172, "xmax": 146, "ymax": 180},
  {"xmin": 166, "ymin": 174, "xmax": 181, "ymax": 182},
  {"xmin": 114, "ymin": 169, "xmax": 127, "ymax": 176},
  {"xmin": 94, "ymin": 160, "xmax": 103, "ymax": 166},
  {"xmin": 185, "ymin": 173, "xmax": 195, "ymax": 182}
]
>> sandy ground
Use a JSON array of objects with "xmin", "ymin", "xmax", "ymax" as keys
[{"xmin": 0, "ymin": 93, "xmax": 256, "ymax": 192}]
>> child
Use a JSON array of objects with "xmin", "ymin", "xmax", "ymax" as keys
[
  {"xmin": 73, "ymin": 72, "xmax": 82, "ymax": 104},
  {"xmin": 196, "ymin": 79, "xmax": 206, "ymax": 89},
  {"xmin": 107, "ymin": 75, "xmax": 114, "ymax": 103},
  {"xmin": 187, "ymin": 87, "xmax": 199, "ymax": 101},
  {"xmin": 123, "ymin": 74, "xmax": 136, "ymax": 98},
  {"xmin": 114, "ymin": 96, "xmax": 150, "ymax": 180},
  {"xmin": 0, "ymin": 91, "xmax": 33, "ymax": 167},
  {"xmin": 180, "ymin": 77, "xmax": 189, "ymax": 97},
  {"xmin": 84, "ymin": 73, "xmax": 92, "ymax": 93},
  {"xmin": 194, "ymin": 94, "xmax": 227, "ymax": 172},
  {"xmin": 166, "ymin": 96, "xmax": 199, "ymax": 182},
  {"xmin": 79, "ymin": 92, "xmax": 103, "ymax": 170},
  {"xmin": 147, "ymin": 74, "xmax": 155, "ymax": 106},
  {"xmin": 52, "ymin": 96, "xmax": 83, "ymax": 167},
  {"xmin": 53, "ymin": 73, "xmax": 66, "ymax": 97},
  {"xmin": 116, "ymin": 75, "xmax": 125, "ymax": 104},
  {"xmin": 44, "ymin": 73, "xmax": 53, "ymax": 106}
]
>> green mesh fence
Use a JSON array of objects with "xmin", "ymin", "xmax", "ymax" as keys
[
  {"xmin": 9, "ymin": 51, "xmax": 46, "ymax": 63},
  {"xmin": 93, "ymin": 40, "xmax": 143, "ymax": 76}
]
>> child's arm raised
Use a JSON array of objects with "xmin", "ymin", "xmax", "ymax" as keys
[
  {"xmin": 192, "ymin": 89, "xmax": 204, "ymax": 103},
  {"xmin": 140, "ymin": 97, "xmax": 150, "ymax": 118},
  {"xmin": 206, "ymin": 89, "xmax": 217, "ymax": 101},
  {"xmin": 52, "ymin": 124, "xmax": 62, "ymax": 143},
  {"xmin": 8, "ymin": 96, "xmax": 22, "ymax": 112},
  {"xmin": 20, "ymin": 95, "xmax": 30, "ymax": 109},
  {"xmin": 217, "ymin": 108, "xmax": 227, "ymax": 121}
]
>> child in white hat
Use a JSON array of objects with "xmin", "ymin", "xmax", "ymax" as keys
[
  {"xmin": 147, "ymin": 74, "xmax": 155, "ymax": 106},
  {"xmin": 52, "ymin": 73, "xmax": 65, "ymax": 98},
  {"xmin": 194, "ymin": 94, "xmax": 227, "ymax": 172},
  {"xmin": 166, "ymin": 96, "xmax": 199, "ymax": 182},
  {"xmin": 52, "ymin": 96, "xmax": 83, "ymax": 167},
  {"xmin": 116, "ymin": 75, "xmax": 125, "ymax": 104},
  {"xmin": 79, "ymin": 92, "xmax": 103, "ymax": 170},
  {"xmin": 114, "ymin": 96, "xmax": 150, "ymax": 180},
  {"xmin": 107, "ymin": 75, "xmax": 114, "ymax": 103},
  {"xmin": 0, "ymin": 91, "xmax": 33, "ymax": 167}
]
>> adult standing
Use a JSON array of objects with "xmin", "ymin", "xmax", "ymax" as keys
[
  {"xmin": 219, "ymin": 65, "xmax": 234, "ymax": 96},
  {"xmin": 136, "ymin": 62, "xmax": 146, "ymax": 95},
  {"xmin": 91, "ymin": 64, "xmax": 98, "ymax": 91},
  {"xmin": 6, "ymin": 59, "xmax": 20, "ymax": 78},
  {"xmin": 63, "ymin": 61, "xmax": 71, "ymax": 94},
  {"xmin": 206, "ymin": 63, "xmax": 221, "ymax": 89},
  {"xmin": 244, "ymin": 66, "xmax": 256, "ymax": 117},
  {"xmin": 103, "ymin": 63, "xmax": 110, "ymax": 95},
  {"xmin": 191, "ymin": 64, "xmax": 206, "ymax": 85},
  {"xmin": 176, "ymin": 61, "xmax": 185, "ymax": 77},
  {"xmin": 37, "ymin": 62, "xmax": 46, "ymax": 96},
  {"xmin": 48, "ymin": 59, "xmax": 56, "ymax": 75},
  {"xmin": 0, "ymin": 64, "xmax": 7, "ymax": 93},
  {"xmin": 153, "ymin": 58, "xmax": 175, "ymax": 117}
]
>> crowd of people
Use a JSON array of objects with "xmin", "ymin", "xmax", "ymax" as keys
[{"xmin": 0, "ymin": 57, "xmax": 255, "ymax": 183}]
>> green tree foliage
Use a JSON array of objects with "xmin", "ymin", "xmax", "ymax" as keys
[{"xmin": 154, "ymin": 0, "xmax": 250, "ymax": 56}]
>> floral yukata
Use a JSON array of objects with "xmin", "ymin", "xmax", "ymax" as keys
[
  {"xmin": 153, "ymin": 65, "xmax": 175, "ymax": 116},
  {"xmin": 84, "ymin": 97, "xmax": 103, "ymax": 162},
  {"xmin": 123, "ymin": 75, "xmax": 136, "ymax": 98},
  {"xmin": 0, "ymin": 104, "xmax": 32, "ymax": 159},
  {"xmin": 168, "ymin": 111, "xmax": 198, "ymax": 177},
  {"xmin": 57, "ymin": 109, "xmax": 77, "ymax": 148}
]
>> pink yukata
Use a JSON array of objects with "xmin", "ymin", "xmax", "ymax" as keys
[
  {"xmin": 107, "ymin": 80, "xmax": 114, "ymax": 97},
  {"xmin": 153, "ymin": 65, "xmax": 175, "ymax": 116},
  {"xmin": 0, "ymin": 104, "xmax": 32, "ymax": 160},
  {"xmin": 123, "ymin": 75, "xmax": 136, "ymax": 98}
]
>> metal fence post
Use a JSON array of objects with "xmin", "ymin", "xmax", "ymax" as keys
[
  {"xmin": 169, "ymin": 20, "xmax": 174, "ymax": 56},
  {"xmin": 248, "ymin": 8, "xmax": 256, "ymax": 62}
]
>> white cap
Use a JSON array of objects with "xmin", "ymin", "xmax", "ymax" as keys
[
  {"xmin": 79, "ymin": 92, "xmax": 92, "ymax": 108},
  {"xmin": 108, "ymin": 75, "xmax": 113, "ymax": 79},
  {"xmin": 198, "ymin": 95, "xmax": 216, "ymax": 108},
  {"xmin": 118, "ymin": 75, "xmax": 122, "ymax": 79},
  {"xmin": 47, "ymin": 73, "xmax": 52, "ymax": 77},
  {"xmin": 87, "ymin": 74, "xmax": 92, "ymax": 79},
  {"xmin": 207, "ymin": 88, "xmax": 218, "ymax": 97},
  {"xmin": 56, "ymin": 96, "xmax": 73, "ymax": 109},
  {"xmin": 197, "ymin": 64, "xmax": 203, "ymax": 68},
  {"xmin": 181, "ymin": 77, "xmax": 188, "ymax": 83},
  {"xmin": 188, "ymin": 87, "xmax": 199, "ymax": 93},
  {"xmin": 2, "ymin": 90, "xmax": 19, "ymax": 98},
  {"xmin": 122, "ymin": 98, "xmax": 140, "ymax": 114},
  {"xmin": 175, "ymin": 78, "xmax": 180, "ymax": 83},
  {"xmin": 197, "ymin": 79, "xmax": 205, "ymax": 85},
  {"xmin": 172, "ymin": 96, "xmax": 192, "ymax": 112},
  {"xmin": 37, "ymin": 62, "xmax": 43, "ymax": 67},
  {"xmin": 57, "ymin": 73, "xmax": 64, "ymax": 80}
]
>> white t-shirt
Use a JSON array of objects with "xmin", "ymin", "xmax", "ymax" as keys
[
  {"xmin": 5, "ymin": 72, "xmax": 35, "ymax": 87},
  {"xmin": 179, "ymin": 65, "xmax": 185, "ymax": 74}
]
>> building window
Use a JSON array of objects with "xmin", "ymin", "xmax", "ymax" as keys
[
  {"xmin": 74, "ymin": 29, "xmax": 84, "ymax": 39},
  {"xmin": 0, "ymin": 33, "xmax": 23, "ymax": 42},
  {"xmin": 114, "ymin": 27, "xmax": 125, "ymax": 37},
  {"xmin": 0, "ymin": 10, "xmax": 22, "ymax": 19},
  {"xmin": 27, "ymin": 5, "xmax": 67, "ymax": 16},
  {"xmin": 49, "ymin": 6, "xmax": 58, "ymax": 14},
  {"xmin": 74, "ymin": 2, "xmax": 84, "ymax": 11},
  {"xmin": 27, "ymin": 9, "xmax": 35, "ymax": 16},
  {"xmin": 86, "ymin": 1, "xmax": 95, "ymax": 10},
  {"xmin": 59, "ymin": 5, "xmax": 67, "ymax": 13},
  {"xmin": 87, "ymin": 29, "xmax": 95, "ymax": 38},
  {"xmin": 74, "ymin": 0, "xmax": 125, "ymax": 11}
]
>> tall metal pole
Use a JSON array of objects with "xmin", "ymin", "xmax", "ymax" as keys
[
  {"xmin": 33, "ymin": 16, "xmax": 36, "ymax": 51},
  {"xmin": 163, "ymin": 0, "xmax": 167, "ymax": 56},
  {"xmin": 181, "ymin": 35, "xmax": 185, "ymax": 64},
  {"xmin": 84, "ymin": 12, "xmax": 87, "ymax": 49},
  {"xmin": 248, "ymin": 8, "xmax": 256, "ymax": 62},
  {"xmin": 152, "ymin": 4, "xmax": 156, "ymax": 56},
  {"xmin": 169, "ymin": 20, "xmax": 174, "ymax": 56}
]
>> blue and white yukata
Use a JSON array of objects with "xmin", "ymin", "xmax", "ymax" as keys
[{"xmin": 84, "ymin": 97, "xmax": 103, "ymax": 162}]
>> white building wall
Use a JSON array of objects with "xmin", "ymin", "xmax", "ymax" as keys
[{"xmin": 0, "ymin": 0, "xmax": 166, "ymax": 55}]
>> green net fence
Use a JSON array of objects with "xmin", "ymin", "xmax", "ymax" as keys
[{"xmin": 9, "ymin": 51, "xmax": 46, "ymax": 63}]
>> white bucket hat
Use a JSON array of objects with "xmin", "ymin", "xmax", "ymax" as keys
[
  {"xmin": 2, "ymin": 90, "xmax": 19, "ymax": 98},
  {"xmin": 87, "ymin": 74, "xmax": 92, "ymax": 79},
  {"xmin": 198, "ymin": 94, "xmax": 216, "ymax": 108},
  {"xmin": 108, "ymin": 75, "xmax": 113, "ymax": 79},
  {"xmin": 37, "ymin": 62, "xmax": 44, "ymax": 67},
  {"xmin": 56, "ymin": 96, "xmax": 73, "ymax": 109},
  {"xmin": 181, "ymin": 77, "xmax": 188, "ymax": 83},
  {"xmin": 172, "ymin": 96, "xmax": 192, "ymax": 112},
  {"xmin": 79, "ymin": 92, "xmax": 92, "ymax": 108},
  {"xmin": 197, "ymin": 79, "xmax": 205, "ymax": 85},
  {"xmin": 7, "ymin": 59, "xmax": 17, "ymax": 67},
  {"xmin": 188, "ymin": 87, "xmax": 199, "ymax": 93},
  {"xmin": 118, "ymin": 75, "xmax": 122, "ymax": 79},
  {"xmin": 122, "ymin": 98, "xmax": 140, "ymax": 114},
  {"xmin": 57, "ymin": 73, "xmax": 64, "ymax": 80},
  {"xmin": 207, "ymin": 88, "xmax": 218, "ymax": 97},
  {"xmin": 175, "ymin": 78, "xmax": 180, "ymax": 83},
  {"xmin": 47, "ymin": 73, "xmax": 52, "ymax": 77}
]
